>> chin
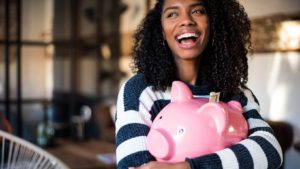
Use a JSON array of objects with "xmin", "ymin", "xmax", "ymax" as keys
[{"xmin": 175, "ymin": 50, "xmax": 203, "ymax": 60}]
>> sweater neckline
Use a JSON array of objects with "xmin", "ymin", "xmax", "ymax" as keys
[{"xmin": 180, "ymin": 81, "xmax": 210, "ymax": 96}]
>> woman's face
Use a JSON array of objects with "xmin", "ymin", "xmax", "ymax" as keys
[{"xmin": 161, "ymin": 0, "xmax": 209, "ymax": 62}]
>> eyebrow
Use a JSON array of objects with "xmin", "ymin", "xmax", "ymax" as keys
[{"xmin": 162, "ymin": 2, "xmax": 205, "ymax": 14}]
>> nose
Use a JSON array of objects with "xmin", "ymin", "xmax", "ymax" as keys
[{"xmin": 179, "ymin": 13, "xmax": 196, "ymax": 27}]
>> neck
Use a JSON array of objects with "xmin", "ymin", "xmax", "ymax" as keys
[{"xmin": 176, "ymin": 59, "xmax": 199, "ymax": 85}]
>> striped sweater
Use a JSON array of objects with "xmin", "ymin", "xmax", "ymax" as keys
[{"xmin": 115, "ymin": 73, "xmax": 283, "ymax": 169}]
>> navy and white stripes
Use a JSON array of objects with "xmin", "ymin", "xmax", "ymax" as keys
[{"xmin": 115, "ymin": 73, "xmax": 283, "ymax": 169}]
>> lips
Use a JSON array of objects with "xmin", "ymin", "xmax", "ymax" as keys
[{"xmin": 175, "ymin": 32, "xmax": 201, "ymax": 49}]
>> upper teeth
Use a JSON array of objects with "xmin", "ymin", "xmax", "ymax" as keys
[{"xmin": 177, "ymin": 33, "xmax": 199, "ymax": 40}]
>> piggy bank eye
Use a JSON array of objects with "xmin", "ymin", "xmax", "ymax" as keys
[
  {"xmin": 159, "ymin": 116, "xmax": 163, "ymax": 119},
  {"xmin": 177, "ymin": 127, "xmax": 185, "ymax": 135}
]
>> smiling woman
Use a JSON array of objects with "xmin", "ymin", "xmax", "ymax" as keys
[{"xmin": 115, "ymin": 0, "xmax": 283, "ymax": 169}]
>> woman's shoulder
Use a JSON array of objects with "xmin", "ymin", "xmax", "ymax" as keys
[
  {"xmin": 119, "ymin": 73, "xmax": 153, "ymax": 98},
  {"xmin": 240, "ymin": 87, "xmax": 260, "ymax": 112},
  {"xmin": 226, "ymin": 87, "xmax": 260, "ymax": 112},
  {"xmin": 239, "ymin": 87, "xmax": 259, "ymax": 103},
  {"xmin": 122, "ymin": 73, "xmax": 150, "ymax": 90},
  {"xmin": 118, "ymin": 73, "xmax": 169, "ymax": 111},
  {"xmin": 125, "ymin": 73, "xmax": 148, "ymax": 85}
]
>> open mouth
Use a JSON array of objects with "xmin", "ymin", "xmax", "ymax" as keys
[{"xmin": 176, "ymin": 33, "xmax": 200, "ymax": 48}]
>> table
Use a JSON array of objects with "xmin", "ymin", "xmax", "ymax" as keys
[{"xmin": 46, "ymin": 139, "xmax": 116, "ymax": 169}]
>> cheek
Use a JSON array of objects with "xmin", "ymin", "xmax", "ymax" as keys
[
  {"xmin": 198, "ymin": 16, "xmax": 210, "ymax": 31},
  {"xmin": 201, "ymin": 19, "xmax": 210, "ymax": 31},
  {"xmin": 162, "ymin": 28, "xmax": 170, "ymax": 41},
  {"xmin": 204, "ymin": 25, "xmax": 210, "ymax": 39},
  {"xmin": 200, "ymin": 21, "xmax": 210, "ymax": 40},
  {"xmin": 162, "ymin": 22, "xmax": 174, "ymax": 40},
  {"xmin": 205, "ymin": 20, "xmax": 210, "ymax": 35}
]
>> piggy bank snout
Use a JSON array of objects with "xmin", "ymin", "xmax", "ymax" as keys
[{"xmin": 147, "ymin": 129, "xmax": 173, "ymax": 160}]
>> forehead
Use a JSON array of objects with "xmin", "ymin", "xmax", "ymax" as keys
[{"xmin": 162, "ymin": 0, "xmax": 204, "ymax": 7}]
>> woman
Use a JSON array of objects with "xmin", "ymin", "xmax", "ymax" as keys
[{"xmin": 115, "ymin": 0, "xmax": 283, "ymax": 168}]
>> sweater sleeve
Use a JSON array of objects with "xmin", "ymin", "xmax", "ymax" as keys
[
  {"xmin": 186, "ymin": 89, "xmax": 283, "ymax": 169},
  {"xmin": 115, "ymin": 75, "xmax": 159, "ymax": 169}
]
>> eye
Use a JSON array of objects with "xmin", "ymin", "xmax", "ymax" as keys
[
  {"xmin": 166, "ymin": 11, "xmax": 178, "ymax": 18},
  {"xmin": 177, "ymin": 126, "xmax": 186, "ymax": 135},
  {"xmin": 192, "ymin": 8, "xmax": 207, "ymax": 15},
  {"xmin": 159, "ymin": 116, "xmax": 163, "ymax": 119}
]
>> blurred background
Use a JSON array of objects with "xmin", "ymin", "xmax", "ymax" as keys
[{"xmin": 0, "ymin": 0, "xmax": 299, "ymax": 168}]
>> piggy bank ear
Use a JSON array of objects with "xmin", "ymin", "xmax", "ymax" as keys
[
  {"xmin": 227, "ymin": 100, "xmax": 243, "ymax": 112},
  {"xmin": 171, "ymin": 81, "xmax": 193, "ymax": 102},
  {"xmin": 197, "ymin": 103, "xmax": 228, "ymax": 133}
]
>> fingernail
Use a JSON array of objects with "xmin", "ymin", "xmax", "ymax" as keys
[{"xmin": 128, "ymin": 167, "xmax": 135, "ymax": 169}]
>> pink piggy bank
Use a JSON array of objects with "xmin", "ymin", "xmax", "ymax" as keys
[{"xmin": 146, "ymin": 81, "xmax": 248, "ymax": 162}]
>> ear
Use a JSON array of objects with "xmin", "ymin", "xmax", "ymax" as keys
[
  {"xmin": 197, "ymin": 103, "xmax": 228, "ymax": 134},
  {"xmin": 171, "ymin": 81, "xmax": 193, "ymax": 102}
]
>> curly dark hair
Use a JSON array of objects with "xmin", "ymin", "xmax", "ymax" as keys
[{"xmin": 132, "ymin": 0, "xmax": 251, "ymax": 95}]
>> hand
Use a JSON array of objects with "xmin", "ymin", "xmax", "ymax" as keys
[{"xmin": 129, "ymin": 161, "xmax": 191, "ymax": 169}]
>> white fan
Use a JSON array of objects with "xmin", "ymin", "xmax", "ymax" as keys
[{"xmin": 0, "ymin": 130, "xmax": 69, "ymax": 169}]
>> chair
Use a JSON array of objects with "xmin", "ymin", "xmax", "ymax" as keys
[{"xmin": 0, "ymin": 130, "xmax": 69, "ymax": 169}]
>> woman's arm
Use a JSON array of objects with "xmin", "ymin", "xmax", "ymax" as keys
[
  {"xmin": 115, "ymin": 74, "xmax": 167, "ymax": 169},
  {"xmin": 130, "ymin": 161, "xmax": 191, "ymax": 169}
]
